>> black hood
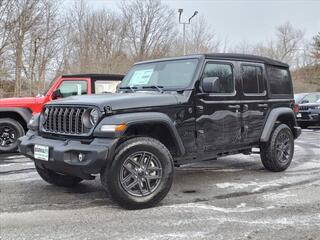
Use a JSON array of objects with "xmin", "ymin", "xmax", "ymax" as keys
[
  {"xmin": 299, "ymin": 102, "xmax": 320, "ymax": 107},
  {"xmin": 47, "ymin": 92, "xmax": 187, "ymax": 111}
]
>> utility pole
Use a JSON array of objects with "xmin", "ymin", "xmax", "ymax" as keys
[{"xmin": 178, "ymin": 9, "xmax": 198, "ymax": 55}]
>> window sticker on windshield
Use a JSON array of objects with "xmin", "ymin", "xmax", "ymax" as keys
[{"xmin": 129, "ymin": 69, "xmax": 154, "ymax": 85}]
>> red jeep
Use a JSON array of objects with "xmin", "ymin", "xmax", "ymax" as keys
[{"xmin": 0, "ymin": 74, "xmax": 124, "ymax": 153}]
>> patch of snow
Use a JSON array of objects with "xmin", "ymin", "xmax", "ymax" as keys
[
  {"xmin": 167, "ymin": 202, "xmax": 274, "ymax": 213},
  {"xmin": 216, "ymin": 182, "xmax": 257, "ymax": 189}
]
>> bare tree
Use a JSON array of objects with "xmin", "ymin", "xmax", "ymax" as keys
[
  {"xmin": 276, "ymin": 22, "xmax": 304, "ymax": 60},
  {"xmin": 0, "ymin": 0, "xmax": 15, "ymax": 81},
  {"xmin": 10, "ymin": 0, "xmax": 44, "ymax": 96},
  {"xmin": 57, "ymin": 0, "xmax": 130, "ymax": 75},
  {"xmin": 310, "ymin": 32, "xmax": 320, "ymax": 63},
  {"xmin": 229, "ymin": 39, "xmax": 254, "ymax": 54},
  {"xmin": 0, "ymin": 0, "xmax": 14, "ymax": 57},
  {"xmin": 120, "ymin": 0, "xmax": 176, "ymax": 60},
  {"xmin": 253, "ymin": 22, "xmax": 304, "ymax": 66},
  {"xmin": 185, "ymin": 16, "xmax": 220, "ymax": 54},
  {"xmin": 2, "ymin": 0, "xmax": 319, "ymax": 97}
]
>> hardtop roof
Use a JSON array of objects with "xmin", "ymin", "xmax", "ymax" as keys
[
  {"xmin": 204, "ymin": 53, "xmax": 289, "ymax": 68},
  {"xmin": 61, "ymin": 73, "xmax": 124, "ymax": 80},
  {"xmin": 135, "ymin": 53, "xmax": 289, "ymax": 68}
]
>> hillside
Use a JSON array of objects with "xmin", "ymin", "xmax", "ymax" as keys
[{"xmin": 291, "ymin": 64, "xmax": 320, "ymax": 93}]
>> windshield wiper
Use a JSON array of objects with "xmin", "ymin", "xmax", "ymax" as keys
[
  {"xmin": 141, "ymin": 85, "xmax": 164, "ymax": 93},
  {"xmin": 119, "ymin": 86, "xmax": 137, "ymax": 93}
]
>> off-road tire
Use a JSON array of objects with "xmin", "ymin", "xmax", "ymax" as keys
[
  {"xmin": 260, "ymin": 124, "xmax": 294, "ymax": 172},
  {"xmin": 35, "ymin": 162, "xmax": 83, "ymax": 187},
  {"xmin": 101, "ymin": 137, "xmax": 174, "ymax": 210},
  {"xmin": 0, "ymin": 118, "xmax": 25, "ymax": 153}
]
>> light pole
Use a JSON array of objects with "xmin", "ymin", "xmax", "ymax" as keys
[{"xmin": 178, "ymin": 8, "xmax": 198, "ymax": 55}]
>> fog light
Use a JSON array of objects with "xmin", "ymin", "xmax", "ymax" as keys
[{"xmin": 78, "ymin": 153, "xmax": 85, "ymax": 162}]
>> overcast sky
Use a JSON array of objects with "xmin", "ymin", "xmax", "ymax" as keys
[{"xmin": 70, "ymin": 0, "xmax": 320, "ymax": 47}]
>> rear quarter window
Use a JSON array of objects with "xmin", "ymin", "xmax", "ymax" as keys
[{"xmin": 267, "ymin": 66, "xmax": 292, "ymax": 95}]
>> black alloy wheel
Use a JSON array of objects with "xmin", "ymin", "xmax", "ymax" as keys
[
  {"xmin": 274, "ymin": 131, "xmax": 292, "ymax": 164},
  {"xmin": 0, "ymin": 118, "xmax": 25, "ymax": 153},
  {"xmin": 0, "ymin": 125, "xmax": 16, "ymax": 147},
  {"xmin": 101, "ymin": 137, "xmax": 174, "ymax": 210},
  {"xmin": 119, "ymin": 151, "xmax": 163, "ymax": 197},
  {"xmin": 260, "ymin": 124, "xmax": 294, "ymax": 172}
]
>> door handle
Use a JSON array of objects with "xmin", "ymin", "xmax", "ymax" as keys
[
  {"xmin": 258, "ymin": 103, "xmax": 268, "ymax": 108},
  {"xmin": 228, "ymin": 104, "xmax": 240, "ymax": 109}
]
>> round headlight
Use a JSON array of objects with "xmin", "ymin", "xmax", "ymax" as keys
[{"xmin": 89, "ymin": 109, "xmax": 99, "ymax": 125}]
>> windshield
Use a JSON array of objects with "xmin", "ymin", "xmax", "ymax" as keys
[
  {"xmin": 119, "ymin": 59, "xmax": 199, "ymax": 90},
  {"xmin": 294, "ymin": 93, "xmax": 307, "ymax": 103},
  {"xmin": 296, "ymin": 93, "xmax": 320, "ymax": 104}
]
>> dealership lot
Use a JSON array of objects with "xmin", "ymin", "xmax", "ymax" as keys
[{"xmin": 1, "ymin": 129, "xmax": 320, "ymax": 240}]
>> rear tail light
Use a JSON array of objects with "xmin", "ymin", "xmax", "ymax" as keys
[{"xmin": 293, "ymin": 104, "xmax": 299, "ymax": 113}]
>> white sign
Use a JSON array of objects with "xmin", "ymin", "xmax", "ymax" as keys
[
  {"xmin": 34, "ymin": 145, "xmax": 49, "ymax": 161},
  {"xmin": 129, "ymin": 69, "xmax": 154, "ymax": 85}
]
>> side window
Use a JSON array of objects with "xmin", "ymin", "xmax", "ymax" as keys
[
  {"xmin": 203, "ymin": 63, "xmax": 234, "ymax": 94},
  {"xmin": 268, "ymin": 66, "xmax": 291, "ymax": 95},
  {"xmin": 94, "ymin": 80, "xmax": 121, "ymax": 94},
  {"xmin": 57, "ymin": 81, "xmax": 87, "ymax": 98},
  {"xmin": 241, "ymin": 65, "xmax": 264, "ymax": 94}
]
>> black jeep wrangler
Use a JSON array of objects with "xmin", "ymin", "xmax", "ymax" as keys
[{"xmin": 19, "ymin": 54, "xmax": 301, "ymax": 209}]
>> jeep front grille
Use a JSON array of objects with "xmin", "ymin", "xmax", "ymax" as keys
[
  {"xmin": 42, "ymin": 106, "xmax": 91, "ymax": 135},
  {"xmin": 299, "ymin": 106, "xmax": 315, "ymax": 111}
]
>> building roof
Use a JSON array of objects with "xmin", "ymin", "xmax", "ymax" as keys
[{"xmin": 61, "ymin": 73, "xmax": 125, "ymax": 80}]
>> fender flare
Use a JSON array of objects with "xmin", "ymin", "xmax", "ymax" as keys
[
  {"xmin": 260, "ymin": 107, "xmax": 297, "ymax": 142},
  {"xmin": 94, "ymin": 112, "xmax": 185, "ymax": 156},
  {"xmin": 0, "ymin": 107, "xmax": 32, "ymax": 125}
]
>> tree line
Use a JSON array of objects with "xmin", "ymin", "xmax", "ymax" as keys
[{"xmin": 0, "ymin": 0, "xmax": 319, "ymax": 97}]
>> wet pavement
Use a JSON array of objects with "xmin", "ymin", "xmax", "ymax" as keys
[{"xmin": 0, "ymin": 129, "xmax": 320, "ymax": 240}]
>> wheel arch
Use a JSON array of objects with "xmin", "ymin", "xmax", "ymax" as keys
[
  {"xmin": 95, "ymin": 112, "xmax": 186, "ymax": 157},
  {"xmin": 260, "ymin": 107, "xmax": 298, "ymax": 142},
  {"xmin": 0, "ymin": 108, "xmax": 32, "ymax": 131}
]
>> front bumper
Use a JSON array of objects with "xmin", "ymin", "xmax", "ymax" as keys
[
  {"xmin": 18, "ymin": 131, "xmax": 118, "ymax": 179},
  {"xmin": 296, "ymin": 112, "xmax": 320, "ymax": 126}
]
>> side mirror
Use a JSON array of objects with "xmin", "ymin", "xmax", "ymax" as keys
[
  {"xmin": 52, "ymin": 89, "xmax": 62, "ymax": 100},
  {"xmin": 301, "ymin": 100, "xmax": 309, "ymax": 104},
  {"xmin": 202, "ymin": 77, "xmax": 220, "ymax": 93}
]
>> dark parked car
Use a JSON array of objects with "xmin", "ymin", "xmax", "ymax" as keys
[
  {"xmin": 19, "ymin": 53, "xmax": 301, "ymax": 209},
  {"xmin": 294, "ymin": 92, "xmax": 320, "ymax": 128}
]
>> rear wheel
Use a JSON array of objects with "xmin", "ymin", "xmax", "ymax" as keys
[
  {"xmin": 260, "ymin": 124, "xmax": 294, "ymax": 172},
  {"xmin": 35, "ymin": 163, "xmax": 83, "ymax": 187},
  {"xmin": 0, "ymin": 118, "xmax": 25, "ymax": 153},
  {"xmin": 101, "ymin": 137, "xmax": 174, "ymax": 210}
]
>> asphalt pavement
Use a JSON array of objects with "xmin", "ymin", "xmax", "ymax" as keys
[{"xmin": 0, "ymin": 129, "xmax": 320, "ymax": 240}]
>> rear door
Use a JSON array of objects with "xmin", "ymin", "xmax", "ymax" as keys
[
  {"xmin": 92, "ymin": 80, "xmax": 122, "ymax": 94},
  {"xmin": 240, "ymin": 62, "xmax": 268, "ymax": 145}
]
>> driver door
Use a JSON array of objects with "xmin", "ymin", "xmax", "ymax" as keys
[{"xmin": 195, "ymin": 61, "xmax": 242, "ymax": 157}]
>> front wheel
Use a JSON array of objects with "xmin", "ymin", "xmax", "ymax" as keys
[
  {"xmin": 101, "ymin": 137, "xmax": 174, "ymax": 210},
  {"xmin": 260, "ymin": 124, "xmax": 294, "ymax": 172}
]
